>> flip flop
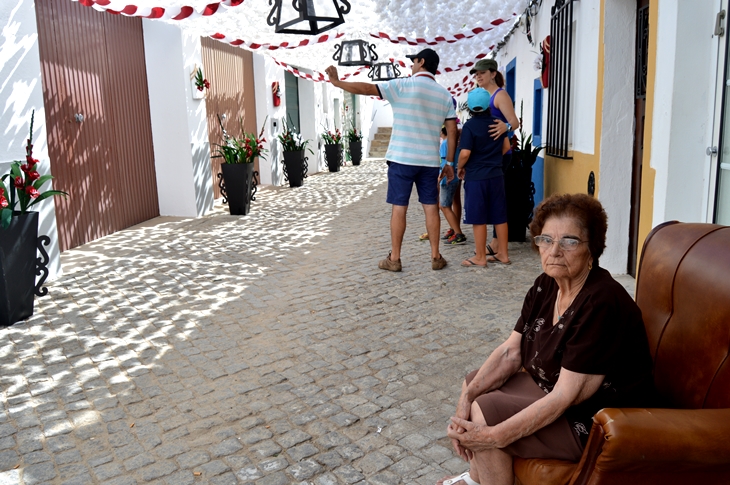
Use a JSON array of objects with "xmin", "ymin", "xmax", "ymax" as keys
[
  {"xmin": 419, "ymin": 232, "xmax": 429, "ymax": 241},
  {"xmin": 487, "ymin": 244, "xmax": 497, "ymax": 257},
  {"xmin": 486, "ymin": 255, "xmax": 511, "ymax": 265},
  {"xmin": 442, "ymin": 471, "xmax": 479, "ymax": 485},
  {"xmin": 461, "ymin": 258, "xmax": 487, "ymax": 268}
]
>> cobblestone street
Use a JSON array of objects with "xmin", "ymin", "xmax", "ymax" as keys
[{"xmin": 1, "ymin": 159, "xmax": 547, "ymax": 485}]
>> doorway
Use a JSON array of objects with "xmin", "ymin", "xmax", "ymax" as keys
[
  {"xmin": 284, "ymin": 72, "xmax": 301, "ymax": 132},
  {"xmin": 627, "ymin": 0, "xmax": 649, "ymax": 276},
  {"xmin": 36, "ymin": 0, "xmax": 159, "ymax": 251}
]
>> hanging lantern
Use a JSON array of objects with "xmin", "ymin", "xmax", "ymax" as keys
[
  {"xmin": 368, "ymin": 62, "xmax": 401, "ymax": 82},
  {"xmin": 333, "ymin": 40, "xmax": 378, "ymax": 66},
  {"xmin": 267, "ymin": 0, "xmax": 351, "ymax": 35}
]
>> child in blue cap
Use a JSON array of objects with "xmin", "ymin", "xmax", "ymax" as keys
[{"xmin": 457, "ymin": 88, "xmax": 511, "ymax": 267}]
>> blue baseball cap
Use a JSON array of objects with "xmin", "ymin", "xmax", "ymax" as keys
[{"xmin": 467, "ymin": 88, "xmax": 491, "ymax": 112}]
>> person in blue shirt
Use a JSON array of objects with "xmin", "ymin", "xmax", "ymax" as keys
[
  {"xmin": 457, "ymin": 88, "xmax": 511, "ymax": 267},
  {"xmin": 439, "ymin": 126, "xmax": 466, "ymax": 244}
]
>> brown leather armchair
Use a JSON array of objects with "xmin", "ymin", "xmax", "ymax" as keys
[{"xmin": 513, "ymin": 222, "xmax": 730, "ymax": 485}]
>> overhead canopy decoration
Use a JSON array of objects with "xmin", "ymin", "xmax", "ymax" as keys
[
  {"xmin": 71, "ymin": 0, "xmax": 529, "ymax": 96},
  {"xmin": 76, "ymin": 0, "xmax": 245, "ymax": 19}
]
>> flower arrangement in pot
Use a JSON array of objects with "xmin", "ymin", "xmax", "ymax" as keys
[
  {"xmin": 0, "ymin": 110, "xmax": 68, "ymax": 326},
  {"xmin": 277, "ymin": 119, "xmax": 312, "ymax": 188},
  {"xmin": 345, "ymin": 122, "xmax": 364, "ymax": 166},
  {"xmin": 505, "ymin": 100, "xmax": 544, "ymax": 241},
  {"xmin": 321, "ymin": 127, "xmax": 343, "ymax": 172},
  {"xmin": 213, "ymin": 115, "xmax": 268, "ymax": 215}
]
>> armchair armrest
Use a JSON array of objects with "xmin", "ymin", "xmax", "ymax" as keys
[{"xmin": 588, "ymin": 408, "xmax": 730, "ymax": 472}]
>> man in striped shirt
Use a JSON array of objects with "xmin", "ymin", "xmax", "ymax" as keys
[{"xmin": 325, "ymin": 48, "xmax": 458, "ymax": 272}]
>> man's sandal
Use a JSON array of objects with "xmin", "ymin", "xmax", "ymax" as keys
[{"xmin": 442, "ymin": 471, "xmax": 479, "ymax": 485}]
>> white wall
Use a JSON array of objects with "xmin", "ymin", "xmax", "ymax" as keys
[
  {"xmin": 142, "ymin": 20, "xmax": 212, "ymax": 217},
  {"xmin": 0, "ymin": 0, "xmax": 61, "ymax": 281},
  {"xmin": 598, "ymin": 0, "xmax": 637, "ymax": 274},
  {"xmin": 650, "ymin": 0, "xmax": 721, "ymax": 226},
  {"xmin": 253, "ymin": 54, "xmax": 286, "ymax": 186}
]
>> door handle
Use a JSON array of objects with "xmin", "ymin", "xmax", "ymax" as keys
[{"xmin": 707, "ymin": 146, "xmax": 718, "ymax": 156}]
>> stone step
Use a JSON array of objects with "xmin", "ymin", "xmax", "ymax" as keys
[
  {"xmin": 369, "ymin": 140, "xmax": 390, "ymax": 149},
  {"xmin": 376, "ymin": 127, "xmax": 392, "ymax": 135},
  {"xmin": 373, "ymin": 133, "xmax": 392, "ymax": 142}
]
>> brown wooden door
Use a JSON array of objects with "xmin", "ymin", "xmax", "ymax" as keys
[
  {"xmin": 201, "ymin": 37, "xmax": 258, "ymax": 199},
  {"xmin": 36, "ymin": 0, "xmax": 159, "ymax": 251},
  {"xmin": 628, "ymin": 0, "xmax": 650, "ymax": 276}
]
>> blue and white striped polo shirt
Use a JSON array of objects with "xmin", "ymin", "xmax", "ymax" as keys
[{"xmin": 377, "ymin": 72, "xmax": 456, "ymax": 168}]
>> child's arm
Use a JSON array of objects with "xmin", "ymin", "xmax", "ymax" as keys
[{"xmin": 457, "ymin": 149, "xmax": 471, "ymax": 180}]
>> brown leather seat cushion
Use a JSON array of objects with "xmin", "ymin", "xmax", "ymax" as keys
[{"xmin": 513, "ymin": 457, "xmax": 577, "ymax": 485}]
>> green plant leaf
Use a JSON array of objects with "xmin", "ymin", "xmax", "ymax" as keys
[
  {"xmin": 0, "ymin": 208, "xmax": 11, "ymax": 229},
  {"xmin": 33, "ymin": 174, "xmax": 54, "ymax": 190},
  {"xmin": 27, "ymin": 190, "xmax": 68, "ymax": 208}
]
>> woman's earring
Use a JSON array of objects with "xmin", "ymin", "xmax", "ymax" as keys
[{"xmin": 588, "ymin": 260, "xmax": 593, "ymax": 270}]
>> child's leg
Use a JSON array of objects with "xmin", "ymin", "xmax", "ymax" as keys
[
  {"xmin": 472, "ymin": 224, "xmax": 487, "ymax": 263},
  {"xmin": 452, "ymin": 182, "xmax": 462, "ymax": 224}
]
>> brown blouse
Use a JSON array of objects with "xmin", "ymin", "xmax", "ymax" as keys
[{"xmin": 514, "ymin": 267, "xmax": 655, "ymax": 444}]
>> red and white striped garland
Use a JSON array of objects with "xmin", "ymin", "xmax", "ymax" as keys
[
  {"xmin": 270, "ymin": 58, "xmax": 368, "ymax": 83},
  {"xmin": 369, "ymin": 18, "xmax": 513, "ymax": 46},
  {"xmin": 210, "ymin": 32, "xmax": 344, "ymax": 51},
  {"xmin": 74, "ymin": 0, "xmax": 244, "ymax": 20}
]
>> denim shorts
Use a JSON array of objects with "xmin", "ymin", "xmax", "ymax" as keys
[
  {"xmin": 463, "ymin": 176, "xmax": 508, "ymax": 225},
  {"xmin": 386, "ymin": 161, "xmax": 440, "ymax": 206},
  {"xmin": 439, "ymin": 178, "xmax": 461, "ymax": 207}
]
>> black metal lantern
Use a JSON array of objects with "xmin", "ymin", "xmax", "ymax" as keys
[
  {"xmin": 368, "ymin": 62, "xmax": 401, "ymax": 82},
  {"xmin": 333, "ymin": 40, "xmax": 378, "ymax": 66},
  {"xmin": 267, "ymin": 0, "xmax": 351, "ymax": 35}
]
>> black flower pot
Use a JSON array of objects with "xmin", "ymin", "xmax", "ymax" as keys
[
  {"xmin": 219, "ymin": 163, "xmax": 258, "ymax": 215},
  {"xmin": 0, "ymin": 212, "xmax": 38, "ymax": 327},
  {"xmin": 282, "ymin": 150, "xmax": 308, "ymax": 188},
  {"xmin": 349, "ymin": 141, "xmax": 362, "ymax": 166},
  {"xmin": 324, "ymin": 144, "xmax": 342, "ymax": 172},
  {"xmin": 504, "ymin": 161, "xmax": 535, "ymax": 242}
]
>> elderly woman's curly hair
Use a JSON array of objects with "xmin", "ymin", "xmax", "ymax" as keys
[{"xmin": 529, "ymin": 193, "xmax": 608, "ymax": 264}]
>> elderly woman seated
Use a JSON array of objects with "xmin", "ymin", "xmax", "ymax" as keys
[{"xmin": 439, "ymin": 194, "xmax": 656, "ymax": 485}]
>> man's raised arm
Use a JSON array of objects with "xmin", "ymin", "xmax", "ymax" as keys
[{"xmin": 325, "ymin": 66, "xmax": 380, "ymax": 97}]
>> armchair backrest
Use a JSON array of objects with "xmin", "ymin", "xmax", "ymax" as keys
[{"xmin": 635, "ymin": 222, "xmax": 730, "ymax": 409}]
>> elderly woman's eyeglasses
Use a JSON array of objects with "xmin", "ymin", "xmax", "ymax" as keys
[{"xmin": 534, "ymin": 235, "xmax": 587, "ymax": 251}]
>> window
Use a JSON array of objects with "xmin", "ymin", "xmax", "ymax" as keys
[
  {"xmin": 546, "ymin": 0, "xmax": 575, "ymax": 158},
  {"xmin": 533, "ymin": 78, "xmax": 543, "ymax": 146},
  {"xmin": 506, "ymin": 58, "xmax": 516, "ymax": 106}
]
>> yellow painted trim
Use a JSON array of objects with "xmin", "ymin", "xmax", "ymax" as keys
[
  {"xmin": 544, "ymin": 153, "xmax": 600, "ymax": 195},
  {"xmin": 542, "ymin": 0, "xmax": 604, "ymax": 199},
  {"xmin": 636, "ymin": 0, "xmax": 659, "ymax": 273}
]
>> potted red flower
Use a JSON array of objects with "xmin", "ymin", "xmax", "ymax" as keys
[
  {"xmin": 345, "ymin": 122, "xmax": 364, "ymax": 166},
  {"xmin": 213, "ymin": 116, "xmax": 267, "ymax": 215},
  {"xmin": 0, "ymin": 110, "xmax": 67, "ymax": 326},
  {"xmin": 321, "ymin": 127, "xmax": 343, "ymax": 172}
]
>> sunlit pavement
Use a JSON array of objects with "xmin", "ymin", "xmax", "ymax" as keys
[{"xmin": 0, "ymin": 158, "xmax": 547, "ymax": 485}]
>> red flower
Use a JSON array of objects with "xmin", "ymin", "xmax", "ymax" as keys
[
  {"xmin": 25, "ymin": 186, "xmax": 40, "ymax": 199},
  {"xmin": 197, "ymin": 85, "xmax": 204, "ymax": 92},
  {"xmin": 14, "ymin": 176, "xmax": 24, "ymax": 189},
  {"xmin": 203, "ymin": 79, "xmax": 210, "ymax": 89},
  {"xmin": 29, "ymin": 171, "xmax": 41, "ymax": 181},
  {"xmin": 20, "ymin": 163, "xmax": 31, "ymax": 173},
  {"xmin": 0, "ymin": 196, "xmax": 7, "ymax": 208}
]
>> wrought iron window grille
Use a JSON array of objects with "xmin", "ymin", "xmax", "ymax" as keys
[{"xmin": 546, "ymin": 0, "xmax": 575, "ymax": 159}]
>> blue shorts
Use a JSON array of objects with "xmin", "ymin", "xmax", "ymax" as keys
[
  {"xmin": 439, "ymin": 178, "xmax": 460, "ymax": 207},
  {"xmin": 386, "ymin": 161, "xmax": 440, "ymax": 206},
  {"xmin": 463, "ymin": 176, "xmax": 508, "ymax": 225}
]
